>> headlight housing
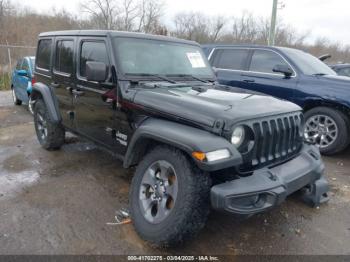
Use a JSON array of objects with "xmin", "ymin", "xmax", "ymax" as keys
[{"xmin": 231, "ymin": 126, "xmax": 245, "ymax": 148}]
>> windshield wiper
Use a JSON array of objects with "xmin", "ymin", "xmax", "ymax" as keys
[
  {"xmin": 125, "ymin": 73, "xmax": 176, "ymax": 84},
  {"xmin": 166, "ymin": 74, "xmax": 211, "ymax": 83},
  {"xmin": 312, "ymin": 73, "xmax": 327, "ymax": 76}
]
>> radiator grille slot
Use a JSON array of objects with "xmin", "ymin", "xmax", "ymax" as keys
[{"xmin": 240, "ymin": 113, "xmax": 303, "ymax": 172}]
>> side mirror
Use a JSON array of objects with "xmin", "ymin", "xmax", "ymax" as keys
[
  {"xmin": 17, "ymin": 69, "xmax": 28, "ymax": 77},
  {"xmin": 86, "ymin": 61, "xmax": 108, "ymax": 82},
  {"xmin": 273, "ymin": 64, "xmax": 293, "ymax": 77}
]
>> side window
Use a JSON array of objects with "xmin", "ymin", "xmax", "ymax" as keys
[
  {"xmin": 21, "ymin": 59, "xmax": 30, "ymax": 72},
  {"xmin": 338, "ymin": 67, "xmax": 350, "ymax": 77},
  {"xmin": 55, "ymin": 40, "xmax": 74, "ymax": 74},
  {"xmin": 15, "ymin": 59, "xmax": 22, "ymax": 70},
  {"xmin": 212, "ymin": 49, "xmax": 249, "ymax": 70},
  {"xmin": 37, "ymin": 39, "xmax": 52, "ymax": 70},
  {"xmin": 80, "ymin": 41, "xmax": 109, "ymax": 78},
  {"xmin": 250, "ymin": 50, "xmax": 288, "ymax": 74}
]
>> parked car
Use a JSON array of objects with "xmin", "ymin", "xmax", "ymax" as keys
[
  {"xmin": 11, "ymin": 56, "xmax": 36, "ymax": 113},
  {"xmin": 203, "ymin": 44, "xmax": 350, "ymax": 155},
  {"xmin": 330, "ymin": 64, "xmax": 350, "ymax": 77},
  {"xmin": 31, "ymin": 31, "xmax": 328, "ymax": 247}
]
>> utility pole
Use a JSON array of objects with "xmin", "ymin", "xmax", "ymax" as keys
[{"xmin": 268, "ymin": 0, "xmax": 278, "ymax": 46}]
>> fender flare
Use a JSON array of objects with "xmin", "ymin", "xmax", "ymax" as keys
[
  {"xmin": 302, "ymin": 97, "xmax": 350, "ymax": 115},
  {"xmin": 31, "ymin": 83, "xmax": 61, "ymax": 123},
  {"xmin": 123, "ymin": 118, "xmax": 242, "ymax": 172}
]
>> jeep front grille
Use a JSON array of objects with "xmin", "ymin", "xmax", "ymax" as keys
[{"xmin": 239, "ymin": 112, "xmax": 304, "ymax": 172}]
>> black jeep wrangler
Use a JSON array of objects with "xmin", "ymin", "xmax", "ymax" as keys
[{"xmin": 31, "ymin": 30, "xmax": 329, "ymax": 247}]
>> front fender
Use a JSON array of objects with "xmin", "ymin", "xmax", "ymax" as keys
[
  {"xmin": 124, "ymin": 118, "xmax": 242, "ymax": 171},
  {"xmin": 31, "ymin": 83, "xmax": 61, "ymax": 123}
]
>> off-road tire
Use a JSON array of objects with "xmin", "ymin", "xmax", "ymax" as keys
[
  {"xmin": 304, "ymin": 107, "xmax": 350, "ymax": 155},
  {"xmin": 129, "ymin": 146, "xmax": 211, "ymax": 247},
  {"xmin": 34, "ymin": 99, "xmax": 65, "ymax": 150},
  {"xmin": 11, "ymin": 87, "xmax": 22, "ymax": 105}
]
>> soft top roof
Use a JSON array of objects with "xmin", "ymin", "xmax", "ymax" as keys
[{"xmin": 39, "ymin": 30, "xmax": 198, "ymax": 46}]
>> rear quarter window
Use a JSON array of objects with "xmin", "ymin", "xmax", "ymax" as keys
[{"xmin": 37, "ymin": 39, "xmax": 52, "ymax": 70}]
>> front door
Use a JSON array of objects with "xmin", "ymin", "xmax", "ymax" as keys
[
  {"xmin": 74, "ymin": 38, "xmax": 121, "ymax": 152},
  {"xmin": 241, "ymin": 49, "xmax": 298, "ymax": 101}
]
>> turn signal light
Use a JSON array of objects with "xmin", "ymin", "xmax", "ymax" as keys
[{"xmin": 192, "ymin": 151, "xmax": 206, "ymax": 161}]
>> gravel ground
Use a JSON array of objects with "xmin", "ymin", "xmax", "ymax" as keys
[{"xmin": 0, "ymin": 90, "xmax": 350, "ymax": 255}]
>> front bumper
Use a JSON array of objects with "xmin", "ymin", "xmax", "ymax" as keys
[{"xmin": 211, "ymin": 144, "xmax": 329, "ymax": 215}]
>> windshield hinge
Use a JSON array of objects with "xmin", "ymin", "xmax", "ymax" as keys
[{"xmin": 212, "ymin": 119, "xmax": 225, "ymax": 135}]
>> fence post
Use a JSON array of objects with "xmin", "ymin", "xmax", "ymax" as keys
[{"xmin": 6, "ymin": 40, "xmax": 12, "ymax": 71}]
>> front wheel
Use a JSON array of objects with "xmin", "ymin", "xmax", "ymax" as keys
[
  {"xmin": 130, "ymin": 146, "xmax": 211, "ymax": 247},
  {"xmin": 34, "ymin": 99, "xmax": 65, "ymax": 150},
  {"xmin": 304, "ymin": 107, "xmax": 350, "ymax": 155},
  {"xmin": 28, "ymin": 97, "xmax": 34, "ymax": 115},
  {"xmin": 11, "ymin": 87, "xmax": 22, "ymax": 105}
]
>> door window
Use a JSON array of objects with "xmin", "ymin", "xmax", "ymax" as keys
[
  {"xmin": 338, "ymin": 67, "xmax": 350, "ymax": 77},
  {"xmin": 36, "ymin": 39, "xmax": 52, "ymax": 70},
  {"xmin": 55, "ymin": 40, "xmax": 74, "ymax": 74},
  {"xmin": 212, "ymin": 49, "xmax": 249, "ymax": 70},
  {"xmin": 79, "ymin": 41, "xmax": 109, "ymax": 78},
  {"xmin": 250, "ymin": 50, "xmax": 288, "ymax": 74}
]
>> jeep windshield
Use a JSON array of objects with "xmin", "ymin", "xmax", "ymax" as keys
[
  {"xmin": 113, "ymin": 37, "xmax": 215, "ymax": 81},
  {"xmin": 282, "ymin": 48, "xmax": 336, "ymax": 76}
]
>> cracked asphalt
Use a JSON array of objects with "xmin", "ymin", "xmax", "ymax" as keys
[{"xmin": 0, "ymin": 90, "xmax": 350, "ymax": 255}]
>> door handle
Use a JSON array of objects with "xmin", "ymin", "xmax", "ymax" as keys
[
  {"xmin": 51, "ymin": 82, "xmax": 60, "ymax": 88},
  {"xmin": 243, "ymin": 79, "xmax": 255, "ymax": 83},
  {"xmin": 72, "ymin": 89, "xmax": 85, "ymax": 96}
]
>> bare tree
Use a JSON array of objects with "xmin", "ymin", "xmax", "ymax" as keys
[
  {"xmin": 137, "ymin": 0, "xmax": 164, "ymax": 33},
  {"xmin": 81, "ymin": 0, "xmax": 118, "ymax": 29},
  {"xmin": 119, "ymin": 0, "xmax": 139, "ymax": 30},
  {"xmin": 208, "ymin": 16, "xmax": 226, "ymax": 42}
]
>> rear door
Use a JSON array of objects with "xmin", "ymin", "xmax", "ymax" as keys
[
  {"xmin": 74, "ymin": 38, "xmax": 120, "ymax": 151},
  {"xmin": 241, "ymin": 49, "xmax": 298, "ymax": 100},
  {"xmin": 52, "ymin": 37, "xmax": 76, "ymax": 128},
  {"xmin": 209, "ymin": 48, "xmax": 250, "ymax": 88}
]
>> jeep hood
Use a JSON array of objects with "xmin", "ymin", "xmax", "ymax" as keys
[{"xmin": 133, "ymin": 84, "xmax": 301, "ymax": 129}]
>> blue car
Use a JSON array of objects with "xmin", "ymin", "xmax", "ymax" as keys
[
  {"xmin": 11, "ymin": 56, "xmax": 35, "ymax": 113},
  {"xmin": 330, "ymin": 63, "xmax": 350, "ymax": 77},
  {"xmin": 203, "ymin": 44, "xmax": 350, "ymax": 155}
]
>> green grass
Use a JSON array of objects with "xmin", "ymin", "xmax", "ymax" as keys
[{"xmin": 0, "ymin": 74, "xmax": 11, "ymax": 91}]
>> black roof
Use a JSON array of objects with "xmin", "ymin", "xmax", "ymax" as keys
[{"xmin": 39, "ymin": 30, "xmax": 198, "ymax": 45}]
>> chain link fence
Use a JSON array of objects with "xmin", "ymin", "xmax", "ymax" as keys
[{"xmin": 0, "ymin": 44, "xmax": 36, "ymax": 90}]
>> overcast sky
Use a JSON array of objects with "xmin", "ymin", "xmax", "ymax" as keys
[{"xmin": 20, "ymin": 0, "xmax": 350, "ymax": 45}]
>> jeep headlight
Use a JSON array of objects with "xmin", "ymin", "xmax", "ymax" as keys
[{"xmin": 231, "ymin": 126, "xmax": 245, "ymax": 147}]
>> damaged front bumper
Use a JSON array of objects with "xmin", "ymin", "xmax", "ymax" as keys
[{"xmin": 210, "ymin": 144, "xmax": 329, "ymax": 215}]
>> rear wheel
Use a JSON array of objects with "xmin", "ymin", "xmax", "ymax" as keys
[
  {"xmin": 130, "ymin": 146, "xmax": 211, "ymax": 247},
  {"xmin": 34, "ymin": 99, "xmax": 65, "ymax": 150},
  {"xmin": 11, "ymin": 87, "xmax": 22, "ymax": 105},
  {"xmin": 304, "ymin": 107, "xmax": 350, "ymax": 155}
]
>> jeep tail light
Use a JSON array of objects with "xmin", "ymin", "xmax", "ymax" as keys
[{"xmin": 31, "ymin": 76, "xmax": 36, "ymax": 85}]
